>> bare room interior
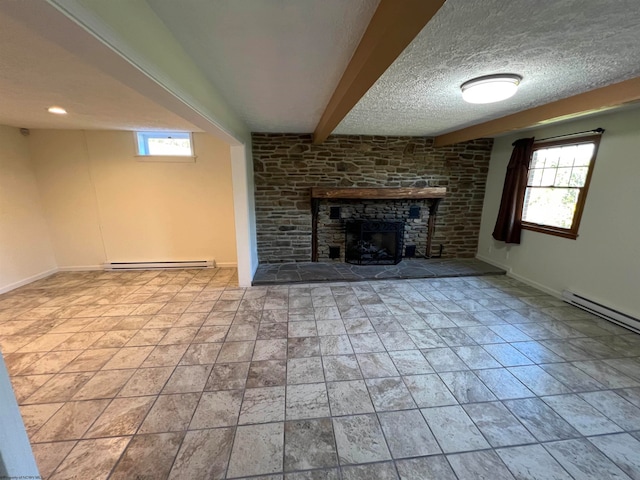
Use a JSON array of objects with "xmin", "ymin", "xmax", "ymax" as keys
[{"xmin": 1, "ymin": 1, "xmax": 639, "ymax": 479}]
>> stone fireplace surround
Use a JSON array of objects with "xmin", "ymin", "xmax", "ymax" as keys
[
  {"xmin": 311, "ymin": 187, "xmax": 446, "ymax": 263},
  {"xmin": 252, "ymin": 133, "xmax": 493, "ymax": 263}
]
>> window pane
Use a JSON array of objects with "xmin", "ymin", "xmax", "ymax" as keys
[
  {"xmin": 555, "ymin": 167, "xmax": 572, "ymax": 187},
  {"xmin": 574, "ymin": 144, "xmax": 595, "ymax": 166},
  {"xmin": 147, "ymin": 137, "xmax": 192, "ymax": 156},
  {"xmin": 544, "ymin": 148, "xmax": 562, "ymax": 168},
  {"xmin": 569, "ymin": 167, "xmax": 589, "ymax": 187},
  {"xmin": 558, "ymin": 146, "xmax": 577, "ymax": 167},
  {"xmin": 530, "ymin": 151, "xmax": 545, "ymax": 169},
  {"xmin": 541, "ymin": 168, "xmax": 557, "ymax": 186},
  {"xmin": 523, "ymin": 187, "xmax": 580, "ymax": 229},
  {"xmin": 528, "ymin": 168, "xmax": 543, "ymax": 186}
]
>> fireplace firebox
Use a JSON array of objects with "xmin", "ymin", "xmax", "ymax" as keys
[{"xmin": 345, "ymin": 220, "xmax": 404, "ymax": 265}]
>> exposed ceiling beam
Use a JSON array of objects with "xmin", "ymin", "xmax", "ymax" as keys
[
  {"xmin": 434, "ymin": 77, "xmax": 640, "ymax": 147},
  {"xmin": 313, "ymin": 0, "xmax": 446, "ymax": 144}
]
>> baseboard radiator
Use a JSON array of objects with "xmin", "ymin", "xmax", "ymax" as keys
[
  {"xmin": 562, "ymin": 290, "xmax": 640, "ymax": 334},
  {"xmin": 104, "ymin": 260, "xmax": 215, "ymax": 271}
]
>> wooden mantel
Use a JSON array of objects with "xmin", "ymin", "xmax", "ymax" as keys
[
  {"xmin": 310, "ymin": 187, "xmax": 447, "ymax": 262},
  {"xmin": 311, "ymin": 187, "xmax": 447, "ymax": 200}
]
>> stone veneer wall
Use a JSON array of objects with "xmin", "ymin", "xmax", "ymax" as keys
[{"xmin": 252, "ymin": 134, "xmax": 493, "ymax": 263}]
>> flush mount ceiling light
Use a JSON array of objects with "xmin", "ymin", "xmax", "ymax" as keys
[
  {"xmin": 461, "ymin": 74, "xmax": 522, "ymax": 104},
  {"xmin": 47, "ymin": 106, "xmax": 67, "ymax": 115}
]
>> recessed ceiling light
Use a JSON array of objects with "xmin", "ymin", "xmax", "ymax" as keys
[
  {"xmin": 47, "ymin": 106, "xmax": 67, "ymax": 115},
  {"xmin": 461, "ymin": 74, "xmax": 522, "ymax": 104}
]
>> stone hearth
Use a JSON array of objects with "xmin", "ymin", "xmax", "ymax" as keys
[{"xmin": 252, "ymin": 258, "xmax": 505, "ymax": 285}]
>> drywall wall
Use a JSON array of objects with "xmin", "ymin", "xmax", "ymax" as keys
[
  {"xmin": 0, "ymin": 126, "xmax": 56, "ymax": 292},
  {"xmin": 478, "ymin": 107, "xmax": 640, "ymax": 319},
  {"xmin": 28, "ymin": 130, "xmax": 105, "ymax": 268},
  {"xmin": 231, "ymin": 143, "xmax": 259, "ymax": 286},
  {"xmin": 29, "ymin": 130, "xmax": 237, "ymax": 267}
]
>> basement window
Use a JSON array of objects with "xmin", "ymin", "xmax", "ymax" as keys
[
  {"xmin": 522, "ymin": 135, "xmax": 600, "ymax": 239},
  {"xmin": 135, "ymin": 131, "xmax": 194, "ymax": 160}
]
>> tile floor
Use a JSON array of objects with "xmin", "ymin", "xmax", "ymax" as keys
[{"xmin": 1, "ymin": 268, "xmax": 640, "ymax": 479}]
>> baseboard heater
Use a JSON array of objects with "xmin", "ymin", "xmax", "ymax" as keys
[
  {"xmin": 105, "ymin": 260, "xmax": 215, "ymax": 270},
  {"xmin": 562, "ymin": 290, "xmax": 640, "ymax": 334}
]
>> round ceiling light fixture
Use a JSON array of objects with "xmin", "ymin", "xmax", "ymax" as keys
[
  {"xmin": 47, "ymin": 106, "xmax": 67, "ymax": 115},
  {"xmin": 461, "ymin": 74, "xmax": 522, "ymax": 104}
]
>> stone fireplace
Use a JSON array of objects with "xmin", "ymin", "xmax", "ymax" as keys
[{"xmin": 252, "ymin": 134, "xmax": 493, "ymax": 263}]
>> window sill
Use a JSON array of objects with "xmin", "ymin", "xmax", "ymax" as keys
[
  {"xmin": 522, "ymin": 222, "xmax": 578, "ymax": 240},
  {"xmin": 135, "ymin": 155, "xmax": 196, "ymax": 163}
]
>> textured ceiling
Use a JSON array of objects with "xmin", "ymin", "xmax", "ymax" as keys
[
  {"xmin": 0, "ymin": 10, "xmax": 199, "ymax": 131},
  {"xmin": 149, "ymin": 0, "xmax": 640, "ymax": 136},
  {"xmin": 1, "ymin": 0, "xmax": 639, "ymax": 137},
  {"xmin": 147, "ymin": 0, "xmax": 380, "ymax": 133},
  {"xmin": 337, "ymin": 0, "xmax": 640, "ymax": 136}
]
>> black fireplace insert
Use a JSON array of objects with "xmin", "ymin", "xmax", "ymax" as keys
[{"xmin": 345, "ymin": 220, "xmax": 404, "ymax": 265}]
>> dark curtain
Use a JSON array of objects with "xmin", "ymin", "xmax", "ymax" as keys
[{"xmin": 492, "ymin": 137, "xmax": 535, "ymax": 244}]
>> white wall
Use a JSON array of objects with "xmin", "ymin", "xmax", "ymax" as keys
[
  {"xmin": 29, "ymin": 130, "xmax": 238, "ymax": 267},
  {"xmin": 478, "ymin": 107, "xmax": 640, "ymax": 319},
  {"xmin": 231, "ymin": 144, "xmax": 259, "ymax": 286},
  {"xmin": 0, "ymin": 126, "xmax": 56, "ymax": 292}
]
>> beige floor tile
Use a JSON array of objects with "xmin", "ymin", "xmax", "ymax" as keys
[
  {"xmin": 25, "ymin": 372, "xmax": 95, "ymax": 404},
  {"xmin": 141, "ymin": 344, "xmax": 189, "ymax": 367},
  {"xmin": 53, "ymin": 331, "xmax": 105, "ymax": 350},
  {"xmin": 5, "ymin": 352, "xmax": 47, "ymax": 375},
  {"xmin": 31, "ymin": 441, "xmax": 76, "ymax": 479},
  {"xmin": 72, "ymin": 369, "xmax": 135, "ymax": 400},
  {"xmin": 49, "ymin": 436, "xmax": 130, "ymax": 480},
  {"xmin": 190, "ymin": 390, "xmax": 243, "ymax": 428},
  {"xmin": 125, "ymin": 328, "xmax": 168, "ymax": 346},
  {"xmin": 101, "ymin": 346, "xmax": 154, "ymax": 370},
  {"xmin": 163, "ymin": 364, "xmax": 212, "ymax": 393},
  {"xmin": 169, "ymin": 428, "xmax": 234, "ymax": 479},
  {"xmin": 84, "ymin": 396, "xmax": 156, "ymax": 438},
  {"xmin": 118, "ymin": 366, "xmax": 175, "ymax": 397},
  {"xmin": 31, "ymin": 399, "xmax": 110, "ymax": 442},
  {"xmin": 180, "ymin": 342, "xmax": 221, "ymax": 365},
  {"xmin": 19, "ymin": 402, "xmax": 65, "ymax": 437},
  {"xmin": 18, "ymin": 333, "xmax": 74, "ymax": 352},
  {"xmin": 138, "ymin": 393, "xmax": 200, "ymax": 433},
  {"xmin": 91, "ymin": 330, "xmax": 137, "ymax": 348},
  {"xmin": 110, "ymin": 432, "xmax": 184, "ymax": 480},
  {"xmin": 19, "ymin": 350, "xmax": 83, "ymax": 375},
  {"xmin": 62, "ymin": 348, "xmax": 119, "ymax": 372},
  {"xmin": 9, "ymin": 374, "xmax": 54, "ymax": 404}
]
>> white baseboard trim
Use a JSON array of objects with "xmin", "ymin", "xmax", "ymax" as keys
[
  {"xmin": 58, "ymin": 265, "xmax": 105, "ymax": 272},
  {"xmin": 0, "ymin": 268, "xmax": 58, "ymax": 295},
  {"xmin": 214, "ymin": 262, "xmax": 238, "ymax": 268},
  {"xmin": 476, "ymin": 254, "xmax": 512, "ymax": 274},
  {"xmin": 475, "ymin": 254, "xmax": 563, "ymax": 299},
  {"xmin": 506, "ymin": 270, "xmax": 563, "ymax": 299}
]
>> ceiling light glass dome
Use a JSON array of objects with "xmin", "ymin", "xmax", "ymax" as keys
[{"xmin": 461, "ymin": 74, "xmax": 522, "ymax": 104}]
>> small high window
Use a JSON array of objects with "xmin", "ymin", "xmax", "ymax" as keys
[
  {"xmin": 522, "ymin": 135, "xmax": 600, "ymax": 239},
  {"xmin": 135, "ymin": 131, "xmax": 193, "ymax": 157}
]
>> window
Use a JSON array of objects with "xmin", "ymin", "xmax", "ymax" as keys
[
  {"xmin": 135, "ymin": 131, "xmax": 194, "ymax": 157},
  {"xmin": 522, "ymin": 135, "xmax": 600, "ymax": 239}
]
